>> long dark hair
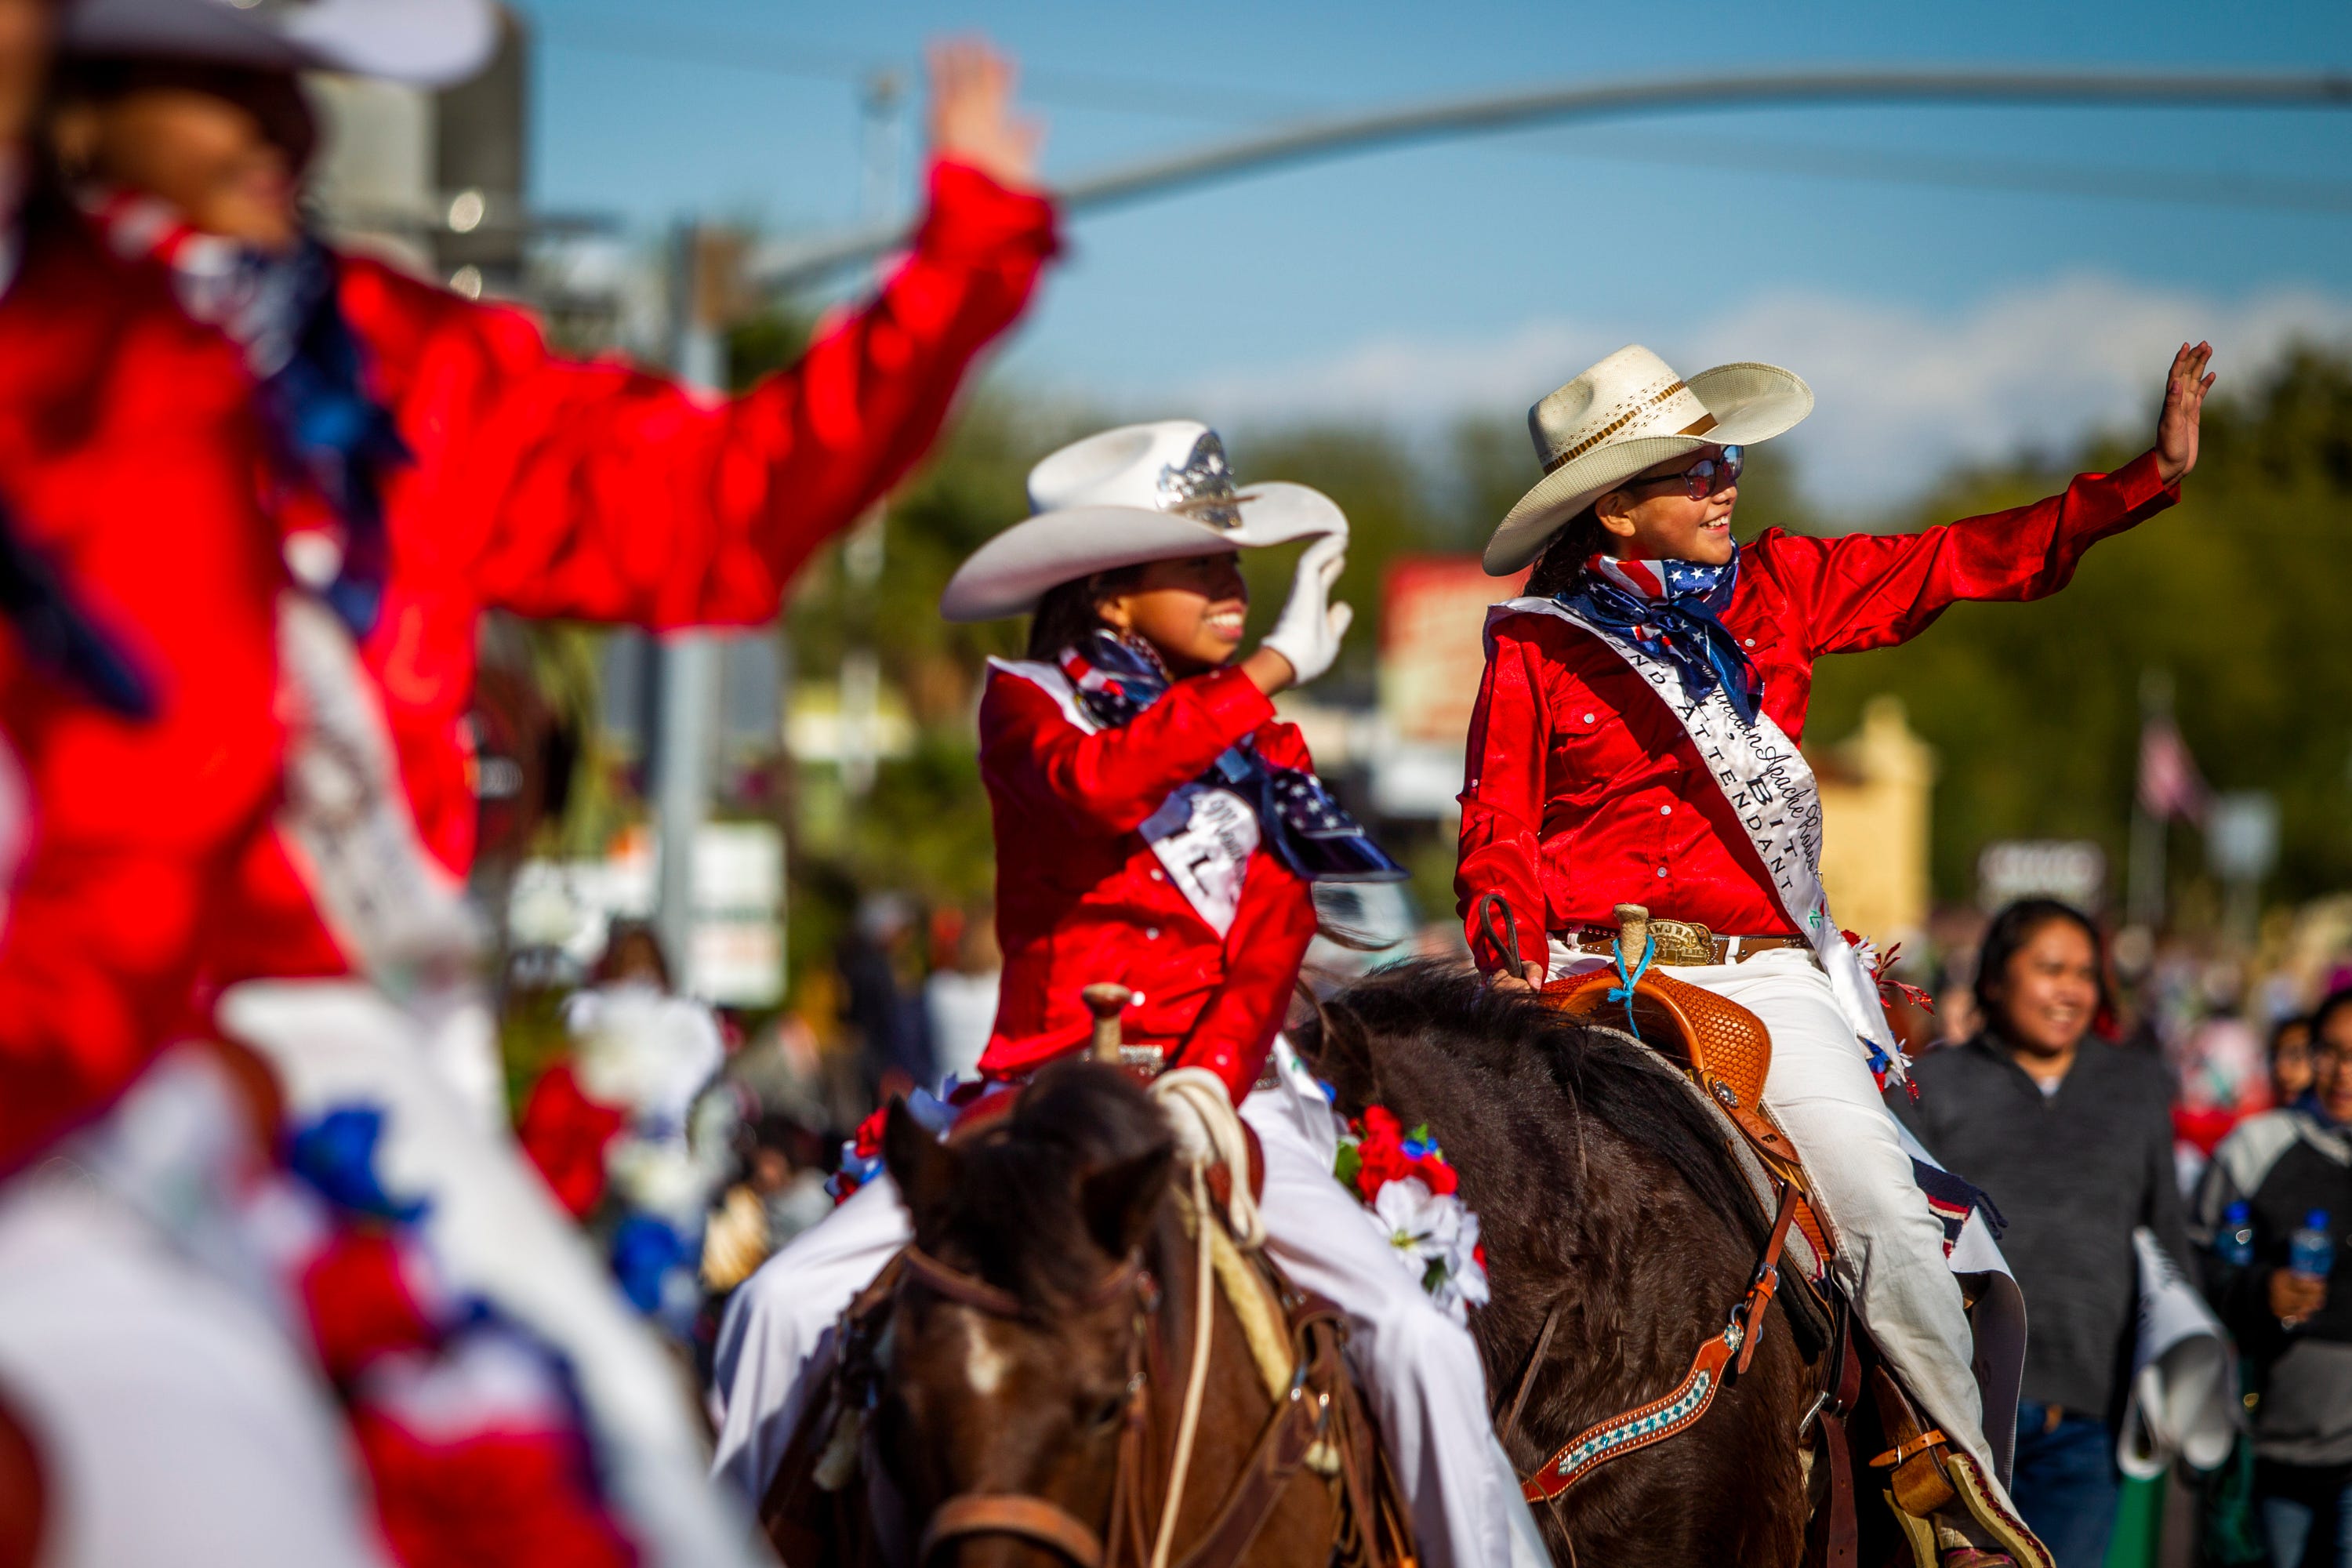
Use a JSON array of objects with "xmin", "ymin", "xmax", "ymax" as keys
[
  {"xmin": 1523, "ymin": 506, "xmax": 1607, "ymax": 599},
  {"xmin": 1973, "ymin": 898, "xmax": 2115, "ymax": 1041},
  {"xmin": 1023, "ymin": 567, "xmax": 1146, "ymax": 661}
]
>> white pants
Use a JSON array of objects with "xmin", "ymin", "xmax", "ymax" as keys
[
  {"xmin": 0, "ymin": 1173, "xmax": 390, "ymax": 1568},
  {"xmin": 219, "ymin": 979, "xmax": 761, "ymax": 1568},
  {"xmin": 1557, "ymin": 942, "xmax": 2007, "ymax": 1490},
  {"xmin": 710, "ymin": 1046, "xmax": 1548, "ymax": 1568}
]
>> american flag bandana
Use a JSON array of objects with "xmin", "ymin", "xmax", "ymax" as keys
[
  {"xmin": 1558, "ymin": 551, "xmax": 1763, "ymax": 724},
  {"xmin": 83, "ymin": 189, "xmax": 403, "ymax": 637},
  {"xmin": 1056, "ymin": 630, "xmax": 1406, "ymax": 884}
]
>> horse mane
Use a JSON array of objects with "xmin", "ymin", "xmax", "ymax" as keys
[
  {"xmin": 919, "ymin": 1059, "xmax": 1176, "ymax": 1311},
  {"xmin": 1302, "ymin": 960, "xmax": 1771, "ymax": 1257}
]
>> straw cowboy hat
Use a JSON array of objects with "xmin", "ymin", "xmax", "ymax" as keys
[
  {"xmin": 1484, "ymin": 344, "xmax": 1813, "ymax": 575},
  {"xmin": 940, "ymin": 419, "xmax": 1346, "ymax": 622},
  {"xmin": 65, "ymin": 0, "xmax": 499, "ymax": 86}
]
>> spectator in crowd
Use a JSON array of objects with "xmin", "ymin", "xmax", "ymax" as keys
[
  {"xmin": 923, "ymin": 900, "xmax": 1002, "ymax": 1085},
  {"xmin": 1893, "ymin": 898, "xmax": 2194, "ymax": 1568},
  {"xmin": 702, "ymin": 1112, "xmax": 833, "ymax": 1298},
  {"xmin": 838, "ymin": 892, "xmax": 935, "ymax": 1105},
  {"xmin": 2196, "ymin": 988, "xmax": 2352, "ymax": 1568},
  {"xmin": 597, "ymin": 918, "xmax": 674, "ymax": 992},
  {"xmin": 2273, "ymin": 1014, "xmax": 2318, "ymax": 1109}
]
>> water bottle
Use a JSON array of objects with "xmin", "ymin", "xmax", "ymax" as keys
[
  {"xmin": 2216, "ymin": 1201, "xmax": 2256, "ymax": 1268},
  {"xmin": 2288, "ymin": 1210, "xmax": 2336, "ymax": 1282}
]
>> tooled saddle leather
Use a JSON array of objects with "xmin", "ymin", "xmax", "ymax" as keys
[{"xmin": 1537, "ymin": 905, "xmax": 1835, "ymax": 1276}]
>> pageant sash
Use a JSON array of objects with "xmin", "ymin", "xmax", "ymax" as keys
[
  {"xmin": 987, "ymin": 657, "xmax": 1260, "ymax": 937},
  {"xmin": 1486, "ymin": 598, "xmax": 1904, "ymax": 1075},
  {"xmin": 277, "ymin": 593, "xmax": 482, "ymax": 985}
]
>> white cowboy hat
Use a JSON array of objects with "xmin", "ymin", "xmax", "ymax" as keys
[
  {"xmin": 65, "ymin": 0, "xmax": 498, "ymax": 87},
  {"xmin": 939, "ymin": 420, "xmax": 1346, "ymax": 622},
  {"xmin": 1483, "ymin": 344, "xmax": 1813, "ymax": 575}
]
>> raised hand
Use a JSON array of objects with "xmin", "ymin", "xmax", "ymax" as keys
[
  {"xmin": 927, "ymin": 38, "xmax": 1043, "ymax": 194},
  {"xmin": 2155, "ymin": 340, "xmax": 2216, "ymax": 485},
  {"xmin": 1258, "ymin": 532, "xmax": 1354, "ymax": 691}
]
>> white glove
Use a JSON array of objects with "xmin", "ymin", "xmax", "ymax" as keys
[{"xmin": 1258, "ymin": 532, "xmax": 1352, "ymax": 687}]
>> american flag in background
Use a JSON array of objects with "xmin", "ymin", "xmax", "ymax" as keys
[{"xmin": 2136, "ymin": 713, "xmax": 2210, "ymax": 826}]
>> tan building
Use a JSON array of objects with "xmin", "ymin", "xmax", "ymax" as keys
[{"xmin": 1813, "ymin": 695, "xmax": 1936, "ymax": 949}]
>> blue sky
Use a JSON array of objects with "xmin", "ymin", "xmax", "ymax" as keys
[{"xmin": 512, "ymin": 1, "xmax": 2352, "ymax": 508}]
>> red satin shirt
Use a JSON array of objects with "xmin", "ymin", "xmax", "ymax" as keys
[
  {"xmin": 203, "ymin": 160, "xmax": 1058, "ymax": 984},
  {"xmin": 0, "ymin": 209, "xmax": 285, "ymax": 1173},
  {"xmin": 975, "ymin": 661, "xmax": 1319, "ymax": 1105},
  {"xmin": 1457, "ymin": 452, "xmax": 2179, "ymax": 977}
]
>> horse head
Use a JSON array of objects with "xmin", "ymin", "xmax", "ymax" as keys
[{"xmin": 876, "ymin": 1059, "xmax": 1175, "ymax": 1566}]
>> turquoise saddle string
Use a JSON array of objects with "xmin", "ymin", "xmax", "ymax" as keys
[{"xmin": 1608, "ymin": 933, "xmax": 1657, "ymax": 1040}]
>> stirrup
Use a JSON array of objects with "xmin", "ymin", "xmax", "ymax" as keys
[{"xmin": 1880, "ymin": 1450, "xmax": 2052, "ymax": 1568}]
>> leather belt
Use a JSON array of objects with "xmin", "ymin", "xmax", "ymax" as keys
[{"xmin": 1566, "ymin": 918, "xmax": 1808, "ymax": 969}]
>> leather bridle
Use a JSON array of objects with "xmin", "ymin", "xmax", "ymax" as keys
[{"xmin": 898, "ymin": 1244, "xmax": 1158, "ymax": 1567}]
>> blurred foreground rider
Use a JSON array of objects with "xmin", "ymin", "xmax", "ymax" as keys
[
  {"xmin": 0, "ymin": 1, "xmax": 384, "ymax": 1560},
  {"xmin": 39, "ymin": 0, "xmax": 1053, "ymax": 1559},
  {"xmin": 1457, "ymin": 339, "xmax": 2213, "ymax": 1567},
  {"xmin": 53, "ymin": 4, "xmax": 1058, "ymax": 1120}
]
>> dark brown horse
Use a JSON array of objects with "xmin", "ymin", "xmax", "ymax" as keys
[
  {"xmin": 766, "ymin": 1059, "xmax": 1408, "ymax": 1567},
  {"xmin": 1296, "ymin": 961, "xmax": 1887, "ymax": 1568}
]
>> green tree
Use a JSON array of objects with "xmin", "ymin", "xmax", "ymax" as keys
[{"xmin": 1806, "ymin": 346, "xmax": 2352, "ymax": 913}]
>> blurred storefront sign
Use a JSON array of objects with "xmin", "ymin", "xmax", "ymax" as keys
[
  {"xmin": 508, "ymin": 820, "xmax": 785, "ymax": 1006},
  {"xmin": 1978, "ymin": 839, "xmax": 2107, "ymax": 913},
  {"xmin": 691, "ymin": 822, "xmax": 785, "ymax": 1007},
  {"xmin": 1372, "ymin": 557, "xmax": 1525, "ymax": 818}
]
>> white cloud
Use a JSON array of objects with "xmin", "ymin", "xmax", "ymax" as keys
[{"xmin": 1158, "ymin": 276, "xmax": 2352, "ymax": 512}]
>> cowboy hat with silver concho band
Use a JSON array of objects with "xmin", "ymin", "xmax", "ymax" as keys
[
  {"xmin": 940, "ymin": 419, "xmax": 1346, "ymax": 622},
  {"xmin": 65, "ymin": 0, "xmax": 498, "ymax": 87},
  {"xmin": 1483, "ymin": 344, "xmax": 1813, "ymax": 575}
]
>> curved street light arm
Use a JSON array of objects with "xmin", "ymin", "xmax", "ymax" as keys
[{"xmin": 750, "ymin": 64, "xmax": 2352, "ymax": 291}]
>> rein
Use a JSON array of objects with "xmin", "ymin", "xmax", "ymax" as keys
[{"xmin": 1519, "ymin": 1177, "xmax": 1802, "ymax": 1502}]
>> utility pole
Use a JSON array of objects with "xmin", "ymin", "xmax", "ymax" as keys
[
  {"xmin": 650, "ymin": 223, "xmax": 733, "ymax": 980},
  {"xmin": 837, "ymin": 68, "xmax": 904, "ymax": 800}
]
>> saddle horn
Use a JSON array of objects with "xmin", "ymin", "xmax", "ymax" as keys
[
  {"xmin": 1081, "ymin": 982, "xmax": 1134, "ymax": 1062},
  {"xmin": 1613, "ymin": 902, "xmax": 1650, "ymax": 960}
]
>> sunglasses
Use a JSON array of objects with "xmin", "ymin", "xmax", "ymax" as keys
[{"xmin": 1623, "ymin": 445, "xmax": 1744, "ymax": 501}]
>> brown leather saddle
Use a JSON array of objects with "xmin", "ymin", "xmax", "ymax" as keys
[{"xmin": 1529, "ymin": 902, "xmax": 1836, "ymax": 1276}]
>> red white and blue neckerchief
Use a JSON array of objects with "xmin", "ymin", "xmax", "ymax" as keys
[
  {"xmin": 1058, "ymin": 630, "xmax": 1406, "ymax": 884},
  {"xmin": 83, "ymin": 190, "xmax": 403, "ymax": 637},
  {"xmin": 1558, "ymin": 552, "xmax": 1762, "ymax": 724}
]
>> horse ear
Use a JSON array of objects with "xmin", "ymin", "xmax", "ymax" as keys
[
  {"xmin": 1079, "ymin": 1145, "xmax": 1174, "ymax": 1260},
  {"xmin": 881, "ymin": 1098, "xmax": 961, "ymax": 1225}
]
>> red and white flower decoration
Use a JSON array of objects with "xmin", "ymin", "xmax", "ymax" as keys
[{"xmin": 1334, "ymin": 1106, "xmax": 1489, "ymax": 1323}]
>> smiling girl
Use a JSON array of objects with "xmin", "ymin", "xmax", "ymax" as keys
[{"xmin": 1457, "ymin": 341, "xmax": 2212, "ymax": 1566}]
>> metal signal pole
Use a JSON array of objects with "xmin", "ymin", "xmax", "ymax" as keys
[{"xmin": 651, "ymin": 223, "xmax": 733, "ymax": 978}]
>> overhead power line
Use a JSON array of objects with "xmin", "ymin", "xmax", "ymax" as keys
[{"xmin": 748, "ymin": 64, "xmax": 2352, "ymax": 289}]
